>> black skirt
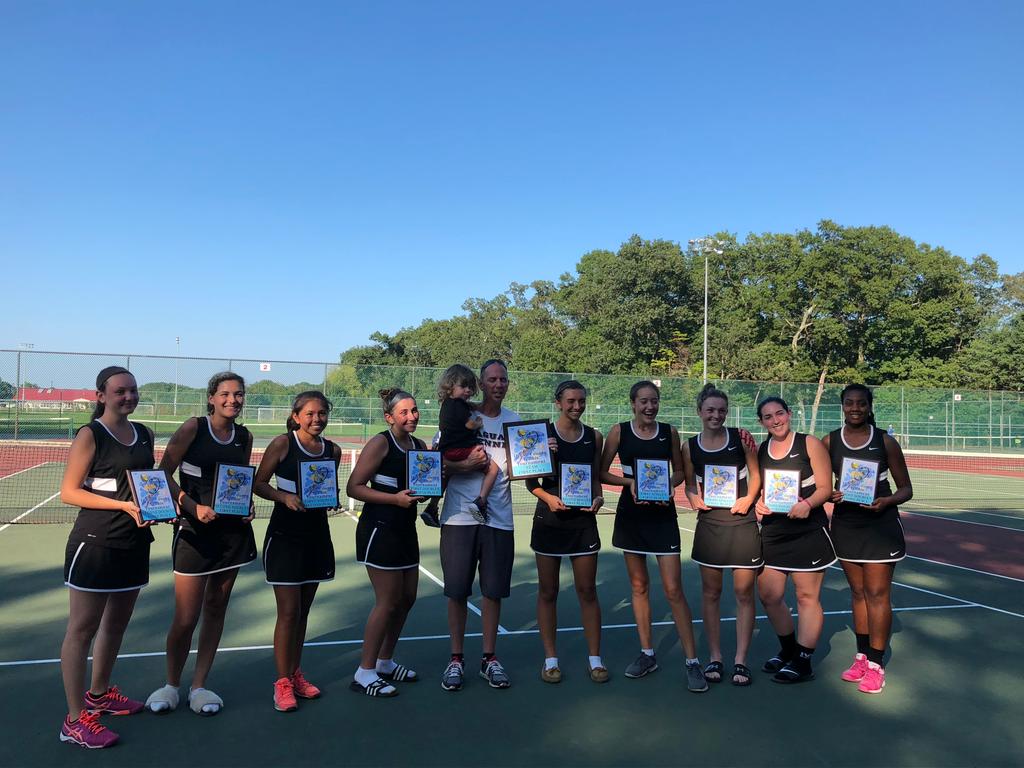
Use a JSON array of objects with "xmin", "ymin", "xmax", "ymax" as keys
[
  {"xmin": 355, "ymin": 510, "xmax": 419, "ymax": 570},
  {"xmin": 760, "ymin": 518, "xmax": 837, "ymax": 572},
  {"xmin": 691, "ymin": 516, "xmax": 762, "ymax": 569},
  {"xmin": 64, "ymin": 539, "xmax": 150, "ymax": 592},
  {"xmin": 262, "ymin": 530, "xmax": 335, "ymax": 585},
  {"xmin": 831, "ymin": 507, "xmax": 906, "ymax": 563},
  {"xmin": 612, "ymin": 509, "xmax": 681, "ymax": 556},
  {"xmin": 531, "ymin": 515, "xmax": 601, "ymax": 557},
  {"xmin": 172, "ymin": 522, "xmax": 257, "ymax": 576}
]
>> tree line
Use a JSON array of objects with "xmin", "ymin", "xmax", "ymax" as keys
[{"xmin": 337, "ymin": 221, "xmax": 1023, "ymax": 393}]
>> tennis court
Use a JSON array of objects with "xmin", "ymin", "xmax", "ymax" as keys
[{"xmin": 0, "ymin": 442, "xmax": 1022, "ymax": 767}]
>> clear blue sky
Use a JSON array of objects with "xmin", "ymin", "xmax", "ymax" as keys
[{"xmin": 3, "ymin": 1, "xmax": 1022, "ymax": 362}]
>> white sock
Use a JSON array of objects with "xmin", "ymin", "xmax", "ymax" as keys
[
  {"xmin": 641, "ymin": 648, "xmax": 655, "ymax": 657},
  {"xmin": 686, "ymin": 657, "xmax": 700, "ymax": 666},
  {"xmin": 544, "ymin": 657, "xmax": 559, "ymax": 671},
  {"xmin": 189, "ymin": 686, "xmax": 220, "ymax": 713},
  {"xmin": 148, "ymin": 683, "xmax": 178, "ymax": 712},
  {"xmin": 588, "ymin": 656, "xmax": 604, "ymax": 670},
  {"xmin": 376, "ymin": 658, "xmax": 397, "ymax": 674},
  {"xmin": 354, "ymin": 667, "xmax": 380, "ymax": 687}
]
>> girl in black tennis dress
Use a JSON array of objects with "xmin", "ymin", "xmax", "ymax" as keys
[
  {"xmin": 254, "ymin": 391, "xmax": 340, "ymax": 712},
  {"xmin": 824, "ymin": 383, "xmax": 912, "ymax": 695},
  {"xmin": 755, "ymin": 397, "xmax": 835, "ymax": 683},
  {"xmin": 526, "ymin": 380, "xmax": 607, "ymax": 684},
  {"xmin": 345, "ymin": 388, "xmax": 428, "ymax": 697},
  {"xmin": 146, "ymin": 372, "xmax": 256, "ymax": 716},
  {"xmin": 58, "ymin": 367, "xmax": 156, "ymax": 748},
  {"xmin": 600, "ymin": 381, "xmax": 707, "ymax": 693},
  {"xmin": 682, "ymin": 383, "xmax": 761, "ymax": 686}
]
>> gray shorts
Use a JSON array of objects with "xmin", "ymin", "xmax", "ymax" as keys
[{"xmin": 439, "ymin": 524, "xmax": 514, "ymax": 600}]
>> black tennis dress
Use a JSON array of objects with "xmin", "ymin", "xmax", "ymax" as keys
[
  {"xmin": 530, "ymin": 423, "xmax": 601, "ymax": 557},
  {"xmin": 172, "ymin": 417, "xmax": 258, "ymax": 576},
  {"xmin": 688, "ymin": 428, "xmax": 762, "ymax": 569},
  {"xmin": 355, "ymin": 430, "xmax": 425, "ymax": 570},
  {"xmin": 64, "ymin": 421, "xmax": 155, "ymax": 592},
  {"xmin": 828, "ymin": 426, "xmax": 906, "ymax": 563},
  {"xmin": 262, "ymin": 431, "xmax": 337, "ymax": 585},
  {"xmin": 612, "ymin": 421, "xmax": 681, "ymax": 556},
  {"xmin": 758, "ymin": 433, "xmax": 836, "ymax": 572}
]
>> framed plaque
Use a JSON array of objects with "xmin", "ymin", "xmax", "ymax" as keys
[
  {"xmin": 764, "ymin": 469, "xmax": 801, "ymax": 514},
  {"xmin": 633, "ymin": 458, "xmax": 672, "ymax": 503},
  {"xmin": 213, "ymin": 463, "xmax": 255, "ymax": 516},
  {"xmin": 839, "ymin": 457, "xmax": 878, "ymax": 506},
  {"xmin": 298, "ymin": 459, "xmax": 339, "ymax": 509},
  {"xmin": 408, "ymin": 449, "xmax": 443, "ymax": 498},
  {"xmin": 559, "ymin": 462, "xmax": 594, "ymax": 508},
  {"xmin": 126, "ymin": 469, "xmax": 177, "ymax": 522},
  {"xmin": 702, "ymin": 464, "xmax": 739, "ymax": 508},
  {"xmin": 503, "ymin": 420, "xmax": 554, "ymax": 480}
]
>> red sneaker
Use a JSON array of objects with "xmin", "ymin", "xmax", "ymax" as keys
[
  {"xmin": 291, "ymin": 668, "xmax": 321, "ymax": 699},
  {"xmin": 60, "ymin": 711, "xmax": 119, "ymax": 749},
  {"xmin": 858, "ymin": 661, "xmax": 886, "ymax": 694},
  {"xmin": 273, "ymin": 677, "xmax": 298, "ymax": 712},
  {"xmin": 841, "ymin": 653, "xmax": 868, "ymax": 683},
  {"xmin": 84, "ymin": 686, "xmax": 144, "ymax": 715}
]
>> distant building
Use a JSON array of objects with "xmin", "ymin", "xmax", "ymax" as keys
[{"xmin": 16, "ymin": 387, "xmax": 97, "ymax": 409}]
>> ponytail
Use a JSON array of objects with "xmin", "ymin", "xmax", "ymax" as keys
[
  {"xmin": 379, "ymin": 387, "xmax": 414, "ymax": 415},
  {"xmin": 696, "ymin": 382, "xmax": 728, "ymax": 410}
]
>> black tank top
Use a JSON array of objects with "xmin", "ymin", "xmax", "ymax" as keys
[
  {"xmin": 758, "ymin": 432, "xmax": 827, "ymax": 530},
  {"xmin": 616, "ymin": 421, "xmax": 674, "ymax": 515},
  {"xmin": 176, "ymin": 417, "xmax": 252, "ymax": 534},
  {"xmin": 69, "ymin": 420, "xmax": 156, "ymax": 549},
  {"xmin": 828, "ymin": 426, "xmax": 896, "ymax": 516},
  {"xmin": 535, "ymin": 422, "xmax": 598, "ymax": 529},
  {"xmin": 268, "ymin": 431, "xmax": 337, "ymax": 537},
  {"xmin": 363, "ymin": 430, "xmax": 426, "ymax": 522},
  {"xmin": 688, "ymin": 427, "xmax": 753, "ymax": 526}
]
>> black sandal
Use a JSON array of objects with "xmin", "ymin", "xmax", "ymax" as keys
[
  {"xmin": 703, "ymin": 661, "xmax": 724, "ymax": 684},
  {"xmin": 349, "ymin": 677, "xmax": 399, "ymax": 697},
  {"xmin": 762, "ymin": 653, "xmax": 789, "ymax": 673},
  {"xmin": 771, "ymin": 662, "xmax": 815, "ymax": 684},
  {"xmin": 731, "ymin": 663, "xmax": 752, "ymax": 687}
]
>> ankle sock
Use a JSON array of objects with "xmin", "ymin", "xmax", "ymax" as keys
[
  {"xmin": 866, "ymin": 647, "xmax": 885, "ymax": 666},
  {"xmin": 451, "ymin": 653, "xmax": 465, "ymax": 663},
  {"xmin": 376, "ymin": 658, "xmax": 397, "ymax": 674},
  {"xmin": 354, "ymin": 667, "xmax": 380, "ymax": 687},
  {"xmin": 641, "ymin": 648, "xmax": 655, "ymax": 657},
  {"xmin": 588, "ymin": 655, "xmax": 604, "ymax": 670},
  {"xmin": 544, "ymin": 657, "xmax": 559, "ymax": 671},
  {"xmin": 794, "ymin": 644, "xmax": 815, "ymax": 672}
]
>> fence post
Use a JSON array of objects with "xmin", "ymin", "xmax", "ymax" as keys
[{"xmin": 13, "ymin": 350, "xmax": 20, "ymax": 441}]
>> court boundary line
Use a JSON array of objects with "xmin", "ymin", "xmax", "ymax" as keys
[
  {"xmin": 0, "ymin": 602, "xmax": 979, "ymax": 668},
  {"xmin": 0, "ymin": 461, "xmax": 53, "ymax": 481},
  {"xmin": 0, "ymin": 491, "xmax": 60, "ymax": 534},
  {"xmin": 677, "ymin": 522, "xmax": 1024, "ymax": 620},
  {"xmin": 341, "ymin": 510, "xmax": 509, "ymax": 634},
  {"xmin": 903, "ymin": 510, "xmax": 1024, "ymax": 533},
  {"xmin": 905, "ymin": 554, "xmax": 1024, "ymax": 584},
  {"xmin": 901, "ymin": 503, "xmax": 1024, "ymax": 523}
]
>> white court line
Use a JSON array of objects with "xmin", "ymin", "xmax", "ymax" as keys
[
  {"xmin": 920, "ymin": 483, "xmax": 1020, "ymax": 497},
  {"xmin": 905, "ymin": 555, "xmax": 1024, "ymax": 584},
  {"xmin": 341, "ymin": 510, "xmax": 508, "ymax": 633},
  {"xmin": 678, "ymin": 523, "xmax": 1024, "ymax": 621},
  {"xmin": 902, "ymin": 504, "xmax": 1024, "ymax": 522},
  {"xmin": 0, "ymin": 602, "xmax": 980, "ymax": 668},
  {"xmin": 903, "ymin": 510, "xmax": 1024, "ymax": 533},
  {"xmin": 0, "ymin": 461, "xmax": 52, "ymax": 481},
  {"xmin": 0, "ymin": 491, "xmax": 60, "ymax": 534}
]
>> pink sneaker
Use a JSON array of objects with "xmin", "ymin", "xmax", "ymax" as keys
[
  {"xmin": 291, "ymin": 668, "xmax": 321, "ymax": 699},
  {"xmin": 858, "ymin": 661, "xmax": 886, "ymax": 694},
  {"xmin": 273, "ymin": 677, "xmax": 298, "ymax": 712},
  {"xmin": 84, "ymin": 686, "xmax": 144, "ymax": 715},
  {"xmin": 841, "ymin": 653, "xmax": 868, "ymax": 682},
  {"xmin": 60, "ymin": 710, "xmax": 119, "ymax": 749}
]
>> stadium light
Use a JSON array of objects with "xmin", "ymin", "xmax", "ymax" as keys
[{"xmin": 688, "ymin": 238, "xmax": 725, "ymax": 384}]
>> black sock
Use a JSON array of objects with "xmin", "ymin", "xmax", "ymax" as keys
[
  {"xmin": 451, "ymin": 653, "xmax": 464, "ymax": 663},
  {"xmin": 778, "ymin": 632, "xmax": 798, "ymax": 659},
  {"xmin": 855, "ymin": 633, "xmax": 870, "ymax": 655},
  {"xmin": 866, "ymin": 647, "xmax": 885, "ymax": 666},
  {"xmin": 794, "ymin": 644, "xmax": 815, "ymax": 672},
  {"xmin": 481, "ymin": 652, "xmax": 496, "ymax": 663}
]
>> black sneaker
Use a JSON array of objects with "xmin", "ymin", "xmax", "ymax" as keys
[
  {"xmin": 479, "ymin": 658, "xmax": 511, "ymax": 689},
  {"xmin": 440, "ymin": 659, "xmax": 464, "ymax": 691},
  {"xmin": 466, "ymin": 497, "xmax": 489, "ymax": 524}
]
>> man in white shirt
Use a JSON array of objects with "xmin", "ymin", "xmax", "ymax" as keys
[{"xmin": 438, "ymin": 359, "xmax": 518, "ymax": 691}]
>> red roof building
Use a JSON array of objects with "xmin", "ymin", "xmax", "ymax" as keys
[{"xmin": 17, "ymin": 387, "xmax": 97, "ymax": 403}]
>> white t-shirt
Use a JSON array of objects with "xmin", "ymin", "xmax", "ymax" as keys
[{"xmin": 441, "ymin": 405, "xmax": 520, "ymax": 531}]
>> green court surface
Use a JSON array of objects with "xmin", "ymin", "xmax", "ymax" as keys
[{"xmin": 0, "ymin": 486, "xmax": 1022, "ymax": 768}]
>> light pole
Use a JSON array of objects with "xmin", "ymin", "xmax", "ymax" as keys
[
  {"xmin": 688, "ymin": 238, "xmax": 724, "ymax": 384},
  {"xmin": 174, "ymin": 336, "xmax": 180, "ymax": 416}
]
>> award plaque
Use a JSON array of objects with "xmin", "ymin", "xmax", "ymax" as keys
[
  {"xmin": 298, "ymin": 460, "xmax": 339, "ymax": 509},
  {"xmin": 213, "ymin": 463, "xmax": 256, "ymax": 516},
  {"xmin": 764, "ymin": 469, "xmax": 801, "ymax": 514},
  {"xmin": 126, "ymin": 469, "xmax": 177, "ymax": 522},
  {"xmin": 839, "ymin": 457, "xmax": 878, "ymax": 506},
  {"xmin": 633, "ymin": 458, "xmax": 672, "ymax": 503},
  {"xmin": 559, "ymin": 462, "xmax": 594, "ymax": 508},
  {"xmin": 407, "ymin": 449, "xmax": 443, "ymax": 498},
  {"xmin": 702, "ymin": 464, "xmax": 739, "ymax": 508},
  {"xmin": 503, "ymin": 420, "xmax": 554, "ymax": 480}
]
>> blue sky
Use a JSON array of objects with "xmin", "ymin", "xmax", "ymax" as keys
[{"xmin": 3, "ymin": 1, "xmax": 1022, "ymax": 363}]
